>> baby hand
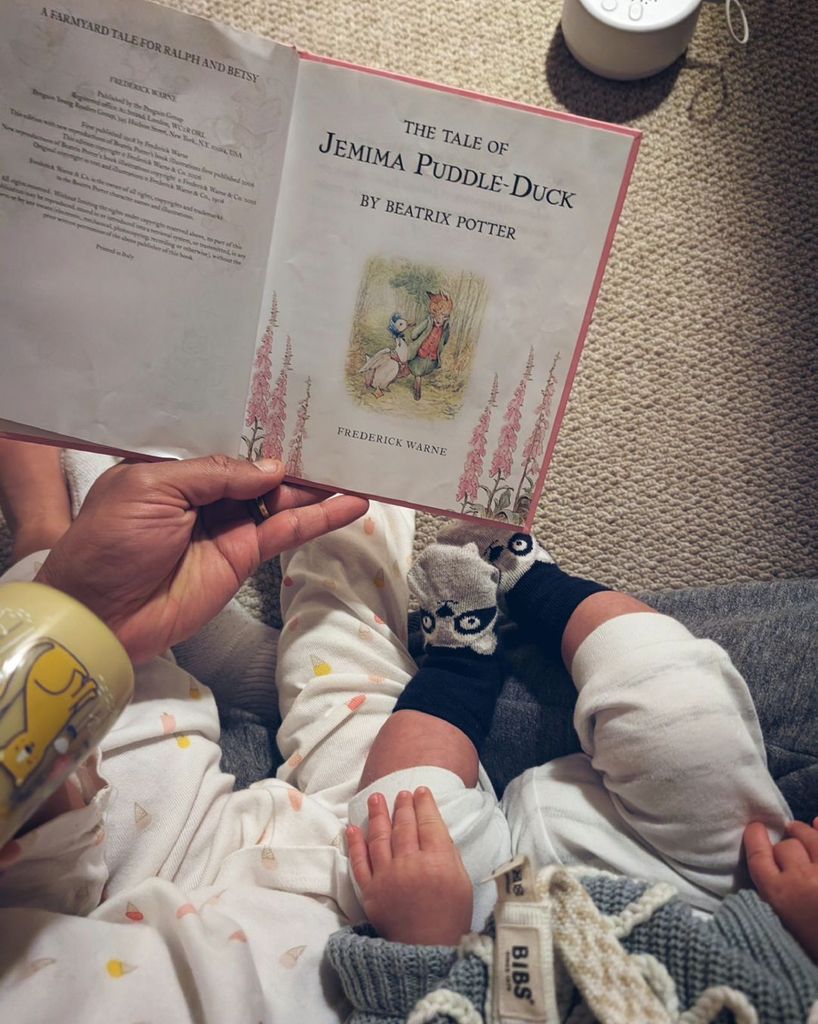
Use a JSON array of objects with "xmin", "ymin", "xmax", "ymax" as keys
[
  {"xmin": 347, "ymin": 787, "xmax": 473, "ymax": 946},
  {"xmin": 744, "ymin": 818, "xmax": 818, "ymax": 963}
]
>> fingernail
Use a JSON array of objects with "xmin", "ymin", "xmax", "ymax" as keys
[
  {"xmin": 415, "ymin": 786, "xmax": 429, "ymax": 796},
  {"xmin": 346, "ymin": 825, "xmax": 357, "ymax": 835},
  {"xmin": 368, "ymin": 793, "xmax": 381, "ymax": 807},
  {"xmin": 255, "ymin": 458, "xmax": 282, "ymax": 475},
  {"xmin": 398, "ymin": 790, "xmax": 412, "ymax": 799}
]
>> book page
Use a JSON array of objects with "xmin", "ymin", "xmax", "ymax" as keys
[
  {"xmin": 0, "ymin": 0, "xmax": 298, "ymax": 457},
  {"xmin": 243, "ymin": 57, "xmax": 638, "ymax": 525}
]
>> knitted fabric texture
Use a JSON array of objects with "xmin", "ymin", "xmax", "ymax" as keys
[
  {"xmin": 431, "ymin": 526, "xmax": 609, "ymax": 659},
  {"xmin": 408, "ymin": 543, "xmax": 500, "ymax": 656},
  {"xmin": 435, "ymin": 523, "xmax": 556, "ymax": 595},
  {"xmin": 327, "ymin": 871, "xmax": 818, "ymax": 1024}
]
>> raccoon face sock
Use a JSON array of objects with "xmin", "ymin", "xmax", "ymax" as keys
[
  {"xmin": 393, "ymin": 543, "xmax": 504, "ymax": 754},
  {"xmin": 436, "ymin": 521, "xmax": 555, "ymax": 594},
  {"xmin": 438, "ymin": 523, "xmax": 609, "ymax": 660}
]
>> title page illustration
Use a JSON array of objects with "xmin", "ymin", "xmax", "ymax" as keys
[{"xmin": 242, "ymin": 59, "xmax": 637, "ymax": 524}]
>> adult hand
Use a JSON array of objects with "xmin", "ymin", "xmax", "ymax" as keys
[
  {"xmin": 35, "ymin": 455, "xmax": 368, "ymax": 664},
  {"xmin": 744, "ymin": 819, "xmax": 818, "ymax": 963},
  {"xmin": 347, "ymin": 787, "xmax": 473, "ymax": 946}
]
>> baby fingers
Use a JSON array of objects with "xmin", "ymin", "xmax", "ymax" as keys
[
  {"xmin": 366, "ymin": 792, "xmax": 394, "ymax": 870},
  {"xmin": 346, "ymin": 825, "xmax": 372, "ymax": 887},
  {"xmin": 786, "ymin": 820, "xmax": 818, "ymax": 862},
  {"xmin": 414, "ymin": 786, "xmax": 454, "ymax": 852},
  {"xmin": 390, "ymin": 790, "xmax": 420, "ymax": 856}
]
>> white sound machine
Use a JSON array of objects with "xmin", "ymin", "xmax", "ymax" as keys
[{"xmin": 561, "ymin": 0, "xmax": 747, "ymax": 81}]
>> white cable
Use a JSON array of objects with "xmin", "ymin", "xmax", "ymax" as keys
[
  {"xmin": 704, "ymin": 0, "xmax": 750, "ymax": 46},
  {"xmin": 725, "ymin": 0, "xmax": 749, "ymax": 45}
]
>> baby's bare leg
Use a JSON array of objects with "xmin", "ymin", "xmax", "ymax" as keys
[
  {"xmin": 359, "ymin": 542, "xmax": 505, "ymax": 790},
  {"xmin": 350, "ymin": 541, "xmax": 511, "ymax": 928},
  {"xmin": 359, "ymin": 711, "xmax": 479, "ymax": 789},
  {"xmin": 0, "ymin": 440, "xmax": 71, "ymax": 562}
]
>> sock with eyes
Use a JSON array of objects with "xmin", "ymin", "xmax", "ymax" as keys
[
  {"xmin": 392, "ymin": 542, "xmax": 504, "ymax": 755},
  {"xmin": 437, "ymin": 523, "xmax": 610, "ymax": 660}
]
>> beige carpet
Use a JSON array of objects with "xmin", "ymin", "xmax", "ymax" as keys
[{"xmin": 1, "ymin": 0, "xmax": 815, "ymax": 596}]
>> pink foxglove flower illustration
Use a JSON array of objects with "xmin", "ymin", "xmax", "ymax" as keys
[
  {"xmin": 488, "ymin": 372, "xmax": 499, "ymax": 408},
  {"xmin": 456, "ymin": 374, "xmax": 498, "ymax": 510},
  {"xmin": 245, "ymin": 332, "xmax": 272, "ymax": 428},
  {"xmin": 485, "ymin": 349, "xmax": 534, "ymax": 517},
  {"xmin": 513, "ymin": 353, "xmax": 560, "ymax": 514},
  {"xmin": 264, "ymin": 334, "xmax": 293, "ymax": 460},
  {"xmin": 286, "ymin": 376, "xmax": 312, "ymax": 478},
  {"xmin": 243, "ymin": 295, "xmax": 278, "ymax": 459}
]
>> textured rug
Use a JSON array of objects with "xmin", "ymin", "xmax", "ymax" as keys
[{"xmin": 2, "ymin": 0, "xmax": 815, "ymax": 600}]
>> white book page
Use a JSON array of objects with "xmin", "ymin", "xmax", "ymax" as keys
[
  {"xmin": 243, "ymin": 58, "xmax": 636, "ymax": 524},
  {"xmin": 0, "ymin": 0, "xmax": 298, "ymax": 458}
]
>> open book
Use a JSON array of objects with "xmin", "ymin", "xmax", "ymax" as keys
[{"xmin": 0, "ymin": 0, "xmax": 640, "ymax": 527}]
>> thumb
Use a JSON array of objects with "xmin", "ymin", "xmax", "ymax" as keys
[{"xmin": 142, "ymin": 455, "xmax": 286, "ymax": 508}]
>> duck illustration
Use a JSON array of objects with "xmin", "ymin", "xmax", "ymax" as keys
[{"xmin": 360, "ymin": 314, "xmax": 414, "ymax": 398}]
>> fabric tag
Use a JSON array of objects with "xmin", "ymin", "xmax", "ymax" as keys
[
  {"xmin": 489, "ymin": 858, "xmax": 558, "ymax": 1024},
  {"xmin": 485, "ymin": 854, "xmax": 535, "ymax": 904},
  {"xmin": 494, "ymin": 922, "xmax": 553, "ymax": 1023}
]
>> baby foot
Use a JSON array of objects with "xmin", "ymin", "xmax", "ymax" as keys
[
  {"xmin": 436, "ymin": 523, "xmax": 554, "ymax": 595},
  {"xmin": 408, "ymin": 542, "xmax": 500, "ymax": 655}
]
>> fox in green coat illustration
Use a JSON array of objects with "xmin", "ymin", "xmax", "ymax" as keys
[{"xmin": 405, "ymin": 291, "xmax": 453, "ymax": 401}]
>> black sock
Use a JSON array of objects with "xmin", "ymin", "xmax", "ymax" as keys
[
  {"xmin": 392, "ymin": 646, "xmax": 504, "ymax": 755},
  {"xmin": 505, "ymin": 562, "xmax": 610, "ymax": 659}
]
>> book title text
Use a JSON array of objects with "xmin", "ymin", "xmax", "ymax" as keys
[{"xmin": 317, "ymin": 119, "xmax": 576, "ymax": 209}]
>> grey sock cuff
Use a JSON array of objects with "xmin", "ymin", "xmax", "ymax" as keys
[
  {"xmin": 172, "ymin": 601, "xmax": 279, "ymax": 722},
  {"xmin": 61, "ymin": 450, "xmax": 121, "ymax": 517}
]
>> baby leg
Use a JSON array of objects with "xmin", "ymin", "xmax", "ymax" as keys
[
  {"xmin": 502, "ymin": 608, "xmax": 792, "ymax": 911},
  {"xmin": 347, "ymin": 540, "xmax": 514, "ymax": 927},
  {"xmin": 0, "ymin": 439, "xmax": 71, "ymax": 565},
  {"xmin": 274, "ymin": 501, "xmax": 417, "ymax": 816}
]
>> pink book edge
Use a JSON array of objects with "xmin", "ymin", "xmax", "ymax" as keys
[
  {"xmin": 280, "ymin": 474, "xmax": 533, "ymax": 529},
  {"xmin": 0, "ymin": 429, "xmax": 165, "ymax": 463},
  {"xmin": 0, "ymin": 424, "xmax": 529, "ymax": 527}
]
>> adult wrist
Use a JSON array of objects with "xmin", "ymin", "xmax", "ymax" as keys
[{"xmin": 34, "ymin": 551, "xmax": 115, "ymax": 636}]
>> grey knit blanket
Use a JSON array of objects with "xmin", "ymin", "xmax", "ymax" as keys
[{"xmin": 327, "ymin": 870, "xmax": 818, "ymax": 1023}]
